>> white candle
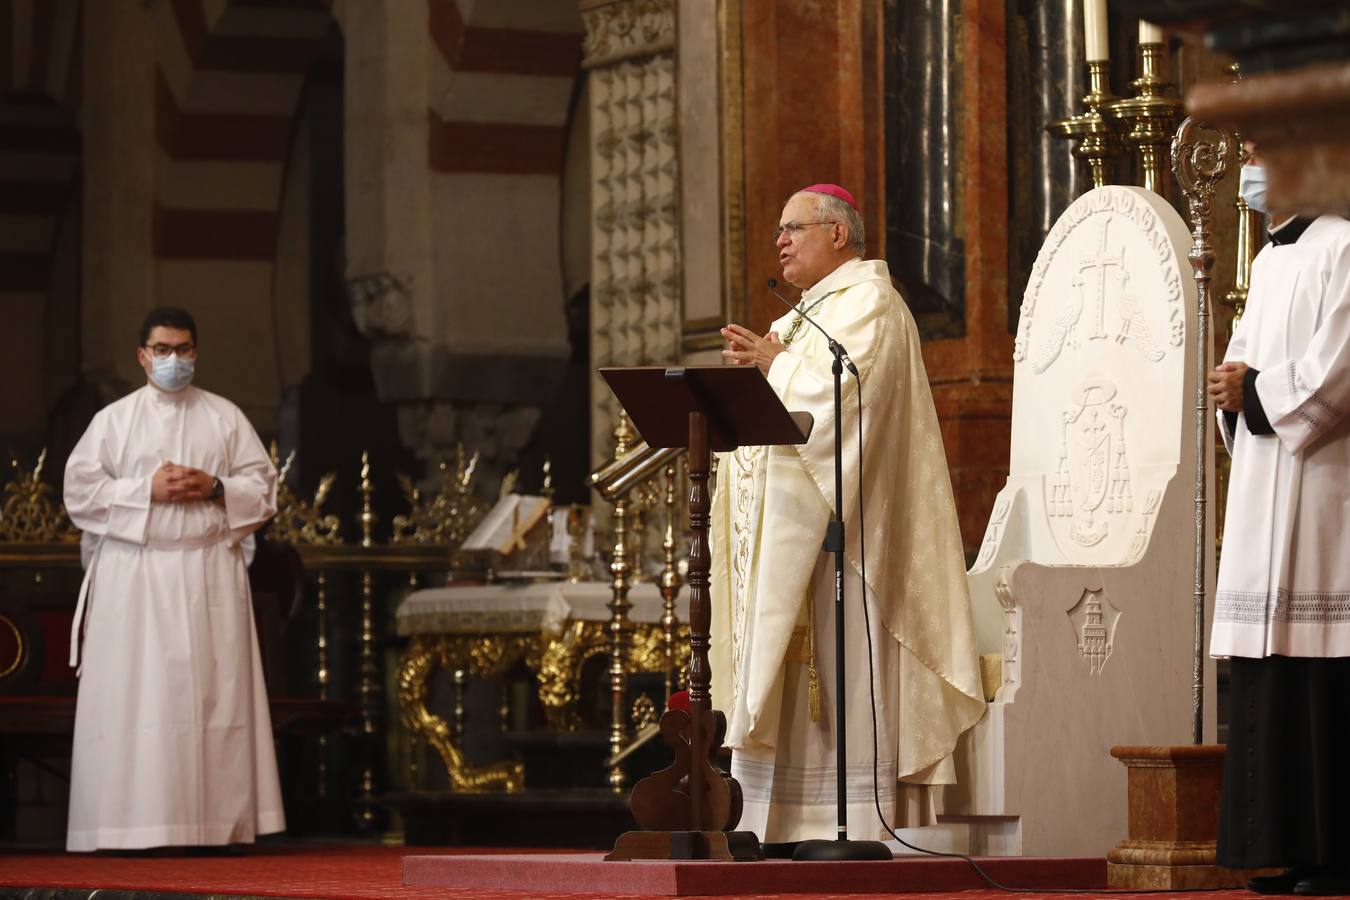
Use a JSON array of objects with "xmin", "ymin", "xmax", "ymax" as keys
[
  {"xmin": 1084, "ymin": 0, "xmax": 1110, "ymax": 61},
  {"xmin": 1139, "ymin": 20, "xmax": 1163, "ymax": 45}
]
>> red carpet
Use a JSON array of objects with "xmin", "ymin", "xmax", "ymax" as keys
[{"xmin": 0, "ymin": 844, "xmax": 1335, "ymax": 898}]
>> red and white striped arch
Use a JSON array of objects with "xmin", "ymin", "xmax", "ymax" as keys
[
  {"xmin": 425, "ymin": 0, "xmax": 584, "ymax": 361},
  {"xmin": 153, "ymin": 0, "xmax": 337, "ymax": 263}
]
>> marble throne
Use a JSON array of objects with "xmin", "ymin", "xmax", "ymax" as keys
[{"xmin": 943, "ymin": 186, "xmax": 1215, "ymax": 857}]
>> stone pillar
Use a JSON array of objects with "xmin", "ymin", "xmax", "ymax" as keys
[
  {"xmin": 582, "ymin": 0, "xmax": 682, "ymax": 468},
  {"xmin": 81, "ymin": 1, "xmax": 156, "ymax": 395},
  {"xmin": 342, "ymin": 0, "xmax": 436, "ymax": 350}
]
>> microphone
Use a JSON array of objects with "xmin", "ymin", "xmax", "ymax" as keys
[{"xmin": 767, "ymin": 279, "xmax": 859, "ymax": 377}]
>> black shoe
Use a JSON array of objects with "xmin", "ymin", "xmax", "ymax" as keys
[
  {"xmin": 1249, "ymin": 868, "xmax": 1310, "ymax": 895},
  {"xmin": 1294, "ymin": 867, "xmax": 1350, "ymax": 896}
]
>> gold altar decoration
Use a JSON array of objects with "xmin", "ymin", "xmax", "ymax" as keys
[
  {"xmin": 397, "ymin": 634, "xmax": 531, "ymax": 793},
  {"xmin": 1049, "ymin": 60, "xmax": 1129, "ymax": 190},
  {"xmin": 0, "ymin": 444, "xmax": 496, "ymax": 825},
  {"xmin": 395, "ymin": 620, "xmax": 689, "ymax": 793},
  {"xmin": 534, "ymin": 620, "xmax": 691, "ymax": 731},
  {"xmin": 264, "ymin": 444, "xmax": 342, "ymax": 799},
  {"xmin": 392, "ymin": 444, "xmax": 484, "ymax": 548},
  {"xmin": 1108, "ymin": 40, "xmax": 1184, "ymax": 196},
  {"xmin": 266, "ymin": 445, "xmax": 342, "ymax": 546},
  {"xmin": 0, "ymin": 451, "xmax": 79, "ymax": 544}
]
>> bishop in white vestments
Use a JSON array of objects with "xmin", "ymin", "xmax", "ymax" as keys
[
  {"xmin": 63, "ymin": 307, "xmax": 284, "ymax": 851},
  {"xmin": 712, "ymin": 185, "xmax": 985, "ymax": 848},
  {"xmin": 1208, "ymin": 155, "xmax": 1350, "ymax": 894}
]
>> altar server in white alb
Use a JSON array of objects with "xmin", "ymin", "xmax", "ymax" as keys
[
  {"xmin": 63, "ymin": 307, "xmax": 284, "ymax": 852},
  {"xmin": 712, "ymin": 184, "xmax": 985, "ymax": 850},
  {"xmin": 1207, "ymin": 152, "xmax": 1350, "ymax": 896}
]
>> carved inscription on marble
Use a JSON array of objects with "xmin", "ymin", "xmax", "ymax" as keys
[
  {"xmin": 1031, "ymin": 219, "xmax": 1165, "ymax": 373},
  {"xmin": 1067, "ymin": 587, "xmax": 1121, "ymax": 676},
  {"xmin": 1015, "ymin": 187, "xmax": 1185, "ymax": 368}
]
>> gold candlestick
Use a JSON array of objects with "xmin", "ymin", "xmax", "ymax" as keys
[
  {"xmin": 1048, "ymin": 59, "xmax": 1129, "ymax": 190},
  {"xmin": 355, "ymin": 451, "xmax": 381, "ymax": 829},
  {"xmin": 1108, "ymin": 41, "xmax": 1184, "ymax": 196},
  {"xmin": 1222, "ymin": 66, "xmax": 1260, "ymax": 329}
]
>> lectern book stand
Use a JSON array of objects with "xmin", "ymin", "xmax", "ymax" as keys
[{"xmin": 599, "ymin": 365, "xmax": 813, "ymax": 862}]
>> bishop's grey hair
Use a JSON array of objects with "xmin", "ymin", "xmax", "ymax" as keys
[{"xmin": 801, "ymin": 191, "xmax": 865, "ymax": 257}]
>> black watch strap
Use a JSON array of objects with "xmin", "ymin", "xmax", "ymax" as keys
[{"xmin": 211, "ymin": 477, "xmax": 224, "ymax": 500}]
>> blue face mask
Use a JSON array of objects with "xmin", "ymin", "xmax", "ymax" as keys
[
  {"xmin": 150, "ymin": 353, "xmax": 195, "ymax": 392},
  {"xmin": 1239, "ymin": 163, "xmax": 1267, "ymax": 215}
]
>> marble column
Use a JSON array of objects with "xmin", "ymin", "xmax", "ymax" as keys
[
  {"xmin": 920, "ymin": 0, "xmax": 1015, "ymax": 554},
  {"xmin": 342, "ymin": 0, "xmax": 435, "ymax": 364}
]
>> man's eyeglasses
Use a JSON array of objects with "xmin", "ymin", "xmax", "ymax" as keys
[
  {"xmin": 145, "ymin": 343, "xmax": 197, "ymax": 358},
  {"xmin": 774, "ymin": 221, "xmax": 838, "ymax": 242}
]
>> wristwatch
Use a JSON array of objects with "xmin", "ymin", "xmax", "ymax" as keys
[{"xmin": 210, "ymin": 477, "xmax": 224, "ymax": 501}]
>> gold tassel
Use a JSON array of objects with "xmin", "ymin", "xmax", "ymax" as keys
[{"xmin": 805, "ymin": 598, "xmax": 821, "ymax": 722}]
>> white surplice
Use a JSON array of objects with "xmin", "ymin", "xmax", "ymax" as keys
[
  {"xmin": 1212, "ymin": 215, "xmax": 1350, "ymax": 659},
  {"xmin": 709, "ymin": 257, "xmax": 986, "ymax": 843},
  {"xmin": 63, "ymin": 384, "xmax": 284, "ymax": 850}
]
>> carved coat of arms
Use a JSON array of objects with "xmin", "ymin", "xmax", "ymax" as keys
[{"xmin": 1048, "ymin": 378, "xmax": 1132, "ymax": 547}]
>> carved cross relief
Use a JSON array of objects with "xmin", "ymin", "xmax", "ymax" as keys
[{"xmin": 1032, "ymin": 218, "xmax": 1164, "ymax": 374}]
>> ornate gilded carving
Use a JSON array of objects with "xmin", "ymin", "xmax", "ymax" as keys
[
  {"xmin": 536, "ymin": 620, "xmax": 608, "ymax": 729},
  {"xmin": 534, "ymin": 620, "xmax": 690, "ymax": 732},
  {"xmin": 397, "ymin": 635, "xmax": 528, "ymax": 793},
  {"xmin": 631, "ymin": 693, "xmax": 658, "ymax": 732},
  {"xmin": 392, "ymin": 444, "xmax": 484, "ymax": 547},
  {"xmin": 265, "ymin": 446, "xmax": 342, "ymax": 546},
  {"xmin": 1, "ymin": 451, "xmax": 79, "ymax": 543}
]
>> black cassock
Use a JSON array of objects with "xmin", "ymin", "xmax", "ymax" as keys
[{"xmin": 1217, "ymin": 655, "xmax": 1350, "ymax": 868}]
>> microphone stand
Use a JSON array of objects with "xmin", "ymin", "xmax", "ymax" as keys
[{"xmin": 767, "ymin": 281, "xmax": 890, "ymax": 863}]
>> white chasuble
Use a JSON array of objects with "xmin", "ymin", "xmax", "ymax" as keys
[
  {"xmin": 709, "ymin": 258, "xmax": 986, "ymax": 843},
  {"xmin": 63, "ymin": 385, "xmax": 284, "ymax": 850},
  {"xmin": 1212, "ymin": 216, "xmax": 1350, "ymax": 659}
]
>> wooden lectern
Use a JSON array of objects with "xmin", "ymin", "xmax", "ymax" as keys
[{"xmin": 598, "ymin": 365, "xmax": 813, "ymax": 862}]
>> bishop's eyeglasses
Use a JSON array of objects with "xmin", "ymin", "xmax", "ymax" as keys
[{"xmin": 773, "ymin": 220, "xmax": 838, "ymax": 242}]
